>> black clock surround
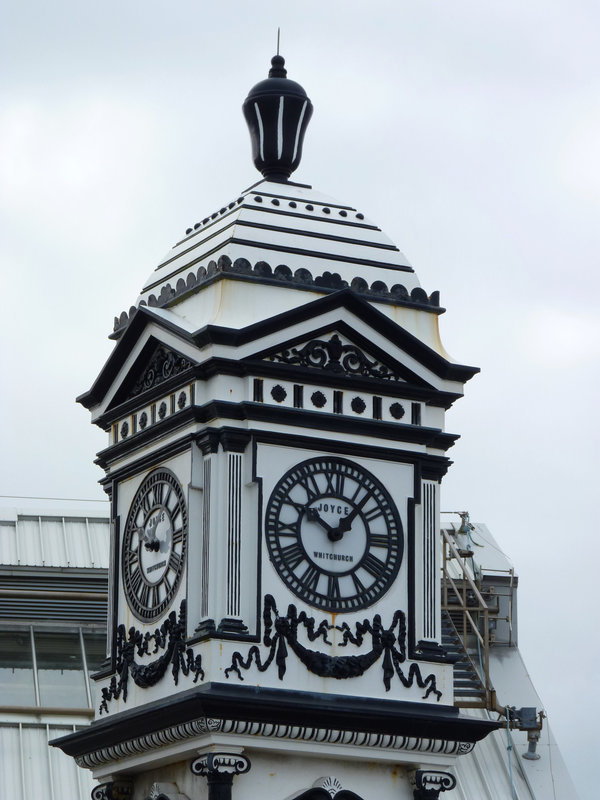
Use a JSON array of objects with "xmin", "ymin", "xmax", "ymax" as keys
[
  {"xmin": 122, "ymin": 467, "xmax": 188, "ymax": 622},
  {"xmin": 265, "ymin": 456, "xmax": 403, "ymax": 613}
]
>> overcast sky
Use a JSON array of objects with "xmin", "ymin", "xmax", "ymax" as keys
[{"xmin": 1, "ymin": 2, "xmax": 598, "ymax": 795}]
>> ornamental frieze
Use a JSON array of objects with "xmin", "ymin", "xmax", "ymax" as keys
[
  {"xmin": 267, "ymin": 333, "xmax": 403, "ymax": 381},
  {"xmin": 225, "ymin": 594, "xmax": 441, "ymax": 700}
]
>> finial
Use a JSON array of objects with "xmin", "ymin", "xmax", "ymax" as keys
[
  {"xmin": 277, "ymin": 27, "xmax": 280, "ymax": 56},
  {"xmin": 268, "ymin": 54, "xmax": 287, "ymax": 79},
  {"xmin": 242, "ymin": 54, "xmax": 313, "ymax": 182}
]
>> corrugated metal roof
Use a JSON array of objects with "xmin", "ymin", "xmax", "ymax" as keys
[
  {"xmin": 454, "ymin": 648, "xmax": 578, "ymax": 798},
  {"xmin": 0, "ymin": 507, "xmax": 110, "ymax": 569},
  {"xmin": 0, "ymin": 505, "xmax": 577, "ymax": 797}
]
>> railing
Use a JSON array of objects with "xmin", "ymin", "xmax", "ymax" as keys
[{"xmin": 441, "ymin": 527, "xmax": 498, "ymax": 712}]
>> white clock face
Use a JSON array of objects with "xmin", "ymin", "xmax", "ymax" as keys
[
  {"xmin": 265, "ymin": 456, "xmax": 403, "ymax": 612},
  {"xmin": 121, "ymin": 468, "xmax": 187, "ymax": 622}
]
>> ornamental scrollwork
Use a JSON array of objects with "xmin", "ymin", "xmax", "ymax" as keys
[
  {"xmin": 225, "ymin": 595, "xmax": 441, "ymax": 700},
  {"xmin": 99, "ymin": 600, "xmax": 204, "ymax": 713},
  {"xmin": 410, "ymin": 770, "xmax": 457, "ymax": 799},
  {"xmin": 91, "ymin": 782, "xmax": 133, "ymax": 800},
  {"xmin": 269, "ymin": 334, "xmax": 402, "ymax": 381},
  {"xmin": 129, "ymin": 345, "xmax": 192, "ymax": 399},
  {"xmin": 190, "ymin": 752, "xmax": 251, "ymax": 778}
]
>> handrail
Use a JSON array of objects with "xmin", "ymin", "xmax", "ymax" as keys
[{"xmin": 441, "ymin": 528, "xmax": 493, "ymax": 709}]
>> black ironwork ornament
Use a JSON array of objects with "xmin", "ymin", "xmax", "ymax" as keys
[
  {"xmin": 243, "ymin": 55, "xmax": 313, "ymax": 181},
  {"xmin": 410, "ymin": 770, "xmax": 457, "ymax": 800},
  {"xmin": 225, "ymin": 595, "xmax": 441, "ymax": 700},
  {"xmin": 99, "ymin": 600, "xmax": 203, "ymax": 713}
]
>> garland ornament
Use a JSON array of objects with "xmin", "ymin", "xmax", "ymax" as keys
[
  {"xmin": 225, "ymin": 595, "xmax": 441, "ymax": 700},
  {"xmin": 99, "ymin": 600, "xmax": 204, "ymax": 713}
]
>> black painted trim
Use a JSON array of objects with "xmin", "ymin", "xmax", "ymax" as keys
[
  {"xmin": 95, "ymin": 407, "xmax": 196, "ymax": 465},
  {"xmin": 94, "ymin": 397, "xmax": 458, "ymax": 471},
  {"xmin": 51, "ymin": 682, "xmax": 500, "ymax": 758},
  {"xmin": 234, "ymin": 218, "xmax": 399, "ymax": 251},
  {"xmin": 241, "ymin": 203, "xmax": 379, "ymax": 228},
  {"xmin": 250, "ymin": 319, "xmax": 434, "ymax": 389},
  {"xmin": 143, "ymin": 235, "xmax": 411, "ymax": 294},
  {"xmin": 191, "ymin": 291, "xmax": 478, "ymax": 381},
  {"xmin": 248, "ymin": 187, "xmax": 355, "ymax": 210},
  {"xmin": 81, "ymin": 292, "xmax": 476, "ymax": 412},
  {"xmin": 98, "ymin": 423, "xmax": 452, "ymax": 486},
  {"xmin": 97, "ymin": 433, "xmax": 195, "ymax": 486},
  {"xmin": 243, "ymin": 362, "xmax": 459, "ymax": 407},
  {"xmin": 224, "ymin": 402, "xmax": 458, "ymax": 449},
  {"xmin": 407, "ymin": 497, "xmax": 417, "ymax": 659},
  {"xmin": 172, "ymin": 203, "xmax": 381, "ymax": 254},
  {"xmin": 243, "ymin": 427, "xmax": 451, "ymax": 478},
  {"xmin": 105, "ymin": 341, "xmax": 197, "ymax": 416},
  {"xmin": 220, "ymin": 238, "xmax": 412, "ymax": 271}
]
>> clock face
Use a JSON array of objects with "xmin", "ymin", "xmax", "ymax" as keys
[
  {"xmin": 265, "ymin": 457, "xmax": 403, "ymax": 612},
  {"xmin": 121, "ymin": 468, "xmax": 188, "ymax": 622}
]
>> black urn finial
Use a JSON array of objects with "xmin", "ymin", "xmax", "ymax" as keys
[{"xmin": 242, "ymin": 55, "xmax": 313, "ymax": 182}]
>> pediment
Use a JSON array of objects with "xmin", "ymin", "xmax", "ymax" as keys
[
  {"xmin": 78, "ymin": 305, "xmax": 200, "ymax": 414},
  {"xmin": 248, "ymin": 323, "xmax": 431, "ymax": 387},
  {"xmin": 194, "ymin": 290, "xmax": 478, "ymax": 389},
  {"xmin": 108, "ymin": 340, "xmax": 195, "ymax": 409}
]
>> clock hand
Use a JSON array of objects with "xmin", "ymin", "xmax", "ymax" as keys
[
  {"xmin": 330, "ymin": 494, "xmax": 370, "ymax": 540},
  {"xmin": 306, "ymin": 507, "xmax": 335, "ymax": 534}
]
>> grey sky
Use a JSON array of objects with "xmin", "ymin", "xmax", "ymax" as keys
[{"xmin": 1, "ymin": 2, "xmax": 598, "ymax": 795}]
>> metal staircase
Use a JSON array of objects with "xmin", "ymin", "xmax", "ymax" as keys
[
  {"xmin": 441, "ymin": 610, "xmax": 488, "ymax": 707},
  {"xmin": 441, "ymin": 527, "xmax": 499, "ymax": 711}
]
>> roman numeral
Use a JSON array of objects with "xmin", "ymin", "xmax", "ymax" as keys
[
  {"xmin": 151, "ymin": 585, "xmax": 160, "ymax": 608},
  {"xmin": 281, "ymin": 542, "xmax": 305, "ymax": 570},
  {"xmin": 327, "ymin": 575, "xmax": 341, "ymax": 600},
  {"xmin": 168, "ymin": 551, "xmax": 182, "ymax": 574},
  {"xmin": 324, "ymin": 471, "xmax": 345, "ymax": 496},
  {"xmin": 352, "ymin": 572, "xmax": 366, "ymax": 595},
  {"xmin": 139, "ymin": 583, "xmax": 151, "ymax": 608},
  {"xmin": 151, "ymin": 482, "xmax": 163, "ymax": 507},
  {"xmin": 126, "ymin": 546, "xmax": 139, "ymax": 567},
  {"xmin": 163, "ymin": 486, "xmax": 174, "ymax": 510},
  {"xmin": 171, "ymin": 526, "xmax": 183, "ymax": 545},
  {"xmin": 349, "ymin": 486, "xmax": 372, "ymax": 509},
  {"xmin": 369, "ymin": 534, "xmax": 390, "ymax": 548},
  {"xmin": 362, "ymin": 552, "xmax": 386, "ymax": 578},
  {"xmin": 141, "ymin": 489, "xmax": 153, "ymax": 515},
  {"xmin": 276, "ymin": 521, "xmax": 298, "ymax": 537},
  {"xmin": 364, "ymin": 506, "xmax": 384, "ymax": 522},
  {"xmin": 298, "ymin": 472, "xmax": 321, "ymax": 501},
  {"xmin": 299, "ymin": 563, "xmax": 320, "ymax": 593},
  {"xmin": 129, "ymin": 565, "xmax": 143, "ymax": 594},
  {"xmin": 282, "ymin": 498, "xmax": 305, "ymax": 514}
]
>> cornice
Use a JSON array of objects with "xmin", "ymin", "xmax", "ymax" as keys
[
  {"xmin": 71, "ymin": 714, "xmax": 477, "ymax": 770},
  {"xmin": 51, "ymin": 682, "xmax": 500, "ymax": 761}
]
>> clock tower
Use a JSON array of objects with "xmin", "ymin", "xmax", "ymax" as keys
[{"xmin": 54, "ymin": 55, "xmax": 499, "ymax": 800}]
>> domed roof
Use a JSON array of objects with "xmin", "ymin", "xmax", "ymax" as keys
[
  {"xmin": 139, "ymin": 179, "xmax": 419, "ymax": 305},
  {"xmin": 112, "ymin": 56, "xmax": 443, "ymax": 338}
]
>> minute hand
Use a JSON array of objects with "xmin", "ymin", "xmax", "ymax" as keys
[{"xmin": 333, "ymin": 494, "xmax": 370, "ymax": 538}]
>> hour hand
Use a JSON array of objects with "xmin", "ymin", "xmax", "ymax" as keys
[{"xmin": 306, "ymin": 507, "xmax": 334, "ymax": 533}]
